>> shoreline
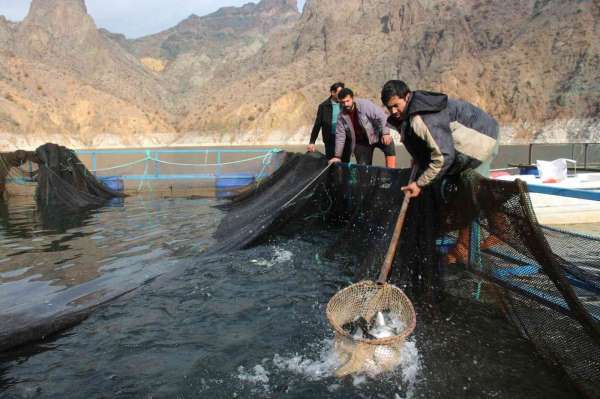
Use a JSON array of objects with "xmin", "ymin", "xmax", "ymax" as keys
[
  {"xmin": 1, "ymin": 121, "xmax": 599, "ymax": 151},
  {"xmin": 0, "ymin": 140, "xmax": 597, "ymax": 152}
]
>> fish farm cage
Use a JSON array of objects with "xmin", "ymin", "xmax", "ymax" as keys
[{"xmin": 7, "ymin": 147, "xmax": 286, "ymax": 198}]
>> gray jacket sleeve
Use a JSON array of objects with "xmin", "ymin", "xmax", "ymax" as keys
[
  {"xmin": 359, "ymin": 99, "xmax": 389, "ymax": 138},
  {"xmin": 334, "ymin": 114, "xmax": 347, "ymax": 158},
  {"xmin": 368, "ymin": 102, "xmax": 390, "ymax": 137}
]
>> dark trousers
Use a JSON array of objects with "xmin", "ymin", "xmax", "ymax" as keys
[
  {"xmin": 323, "ymin": 139, "xmax": 335, "ymax": 159},
  {"xmin": 354, "ymin": 141, "xmax": 396, "ymax": 165},
  {"xmin": 325, "ymin": 138, "xmax": 352, "ymax": 162}
]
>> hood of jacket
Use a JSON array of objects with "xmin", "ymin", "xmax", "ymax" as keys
[{"xmin": 407, "ymin": 90, "xmax": 448, "ymax": 116}]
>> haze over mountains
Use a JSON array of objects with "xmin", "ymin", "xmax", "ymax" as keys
[{"xmin": 0, "ymin": 0, "xmax": 598, "ymax": 149}]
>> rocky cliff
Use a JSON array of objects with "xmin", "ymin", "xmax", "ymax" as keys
[
  {"xmin": 0, "ymin": 0, "xmax": 598, "ymax": 149},
  {"xmin": 183, "ymin": 0, "xmax": 600, "ymax": 144}
]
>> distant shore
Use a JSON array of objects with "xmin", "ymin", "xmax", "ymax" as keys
[{"xmin": 1, "ymin": 123, "xmax": 599, "ymax": 152}]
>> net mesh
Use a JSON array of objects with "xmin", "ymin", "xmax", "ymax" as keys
[
  {"xmin": 215, "ymin": 152, "xmax": 599, "ymax": 395},
  {"xmin": 326, "ymin": 281, "xmax": 416, "ymax": 376},
  {"xmin": 34, "ymin": 143, "xmax": 126, "ymax": 210}
]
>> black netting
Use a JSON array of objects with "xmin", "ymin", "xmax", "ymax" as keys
[
  {"xmin": 212, "ymin": 152, "xmax": 441, "ymax": 299},
  {"xmin": 214, "ymin": 152, "xmax": 600, "ymax": 396},
  {"xmin": 34, "ymin": 143, "xmax": 126, "ymax": 210}
]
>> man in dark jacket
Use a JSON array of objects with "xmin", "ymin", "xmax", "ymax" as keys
[
  {"xmin": 307, "ymin": 82, "xmax": 346, "ymax": 159},
  {"xmin": 329, "ymin": 88, "xmax": 396, "ymax": 168},
  {"xmin": 381, "ymin": 80, "xmax": 500, "ymax": 263}
]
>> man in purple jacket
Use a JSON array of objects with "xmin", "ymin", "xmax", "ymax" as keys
[{"xmin": 328, "ymin": 88, "xmax": 396, "ymax": 168}]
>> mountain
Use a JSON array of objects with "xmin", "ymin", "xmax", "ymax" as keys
[
  {"xmin": 181, "ymin": 0, "xmax": 600, "ymax": 144},
  {"xmin": 0, "ymin": 0, "xmax": 177, "ymax": 148},
  {"xmin": 128, "ymin": 0, "xmax": 299, "ymax": 93},
  {"xmin": 0, "ymin": 0, "xmax": 598, "ymax": 149}
]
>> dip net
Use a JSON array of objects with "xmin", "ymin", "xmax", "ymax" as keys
[
  {"xmin": 326, "ymin": 281, "xmax": 416, "ymax": 376},
  {"xmin": 214, "ymin": 152, "xmax": 599, "ymax": 397}
]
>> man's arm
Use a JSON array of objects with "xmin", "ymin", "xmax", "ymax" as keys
[
  {"xmin": 367, "ymin": 101, "xmax": 391, "ymax": 139},
  {"xmin": 411, "ymin": 113, "xmax": 455, "ymax": 188},
  {"xmin": 333, "ymin": 114, "xmax": 347, "ymax": 159},
  {"xmin": 309, "ymin": 103, "xmax": 324, "ymax": 144}
]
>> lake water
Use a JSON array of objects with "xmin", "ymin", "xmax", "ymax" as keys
[{"xmin": 0, "ymin": 190, "xmax": 581, "ymax": 398}]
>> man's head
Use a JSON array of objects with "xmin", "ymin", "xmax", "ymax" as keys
[
  {"xmin": 337, "ymin": 88, "xmax": 355, "ymax": 112},
  {"xmin": 330, "ymin": 82, "xmax": 345, "ymax": 102},
  {"xmin": 381, "ymin": 80, "xmax": 411, "ymax": 120},
  {"xmin": 14, "ymin": 150, "xmax": 27, "ymax": 165}
]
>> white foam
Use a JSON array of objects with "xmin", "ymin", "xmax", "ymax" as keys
[
  {"xmin": 237, "ymin": 364, "xmax": 270, "ymax": 392},
  {"xmin": 399, "ymin": 340, "xmax": 421, "ymax": 398},
  {"xmin": 273, "ymin": 247, "xmax": 293, "ymax": 263},
  {"xmin": 272, "ymin": 339, "xmax": 340, "ymax": 380},
  {"xmin": 238, "ymin": 337, "xmax": 421, "ymax": 397},
  {"xmin": 250, "ymin": 247, "xmax": 293, "ymax": 268}
]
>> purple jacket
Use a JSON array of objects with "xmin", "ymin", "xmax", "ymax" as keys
[{"xmin": 334, "ymin": 98, "xmax": 390, "ymax": 158}]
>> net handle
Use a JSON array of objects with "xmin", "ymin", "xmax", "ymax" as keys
[{"xmin": 377, "ymin": 165, "xmax": 418, "ymax": 284}]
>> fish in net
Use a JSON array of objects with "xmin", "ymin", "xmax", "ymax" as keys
[{"xmin": 327, "ymin": 281, "xmax": 416, "ymax": 376}]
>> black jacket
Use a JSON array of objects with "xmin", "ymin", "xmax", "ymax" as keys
[
  {"xmin": 309, "ymin": 98, "xmax": 337, "ymax": 145},
  {"xmin": 388, "ymin": 91, "xmax": 499, "ymax": 187}
]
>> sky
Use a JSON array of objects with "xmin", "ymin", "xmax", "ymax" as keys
[{"xmin": 0, "ymin": 0, "xmax": 306, "ymax": 38}]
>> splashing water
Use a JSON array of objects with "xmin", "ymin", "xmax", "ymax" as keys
[
  {"xmin": 237, "ymin": 337, "xmax": 422, "ymax": 397},
  {"xmin": 250, "ymin": 246, "xmax": 294, "ymax": 267},
  {"xmin": 237, "ymin": 364, "xmax": 271, "ymax": 393}
]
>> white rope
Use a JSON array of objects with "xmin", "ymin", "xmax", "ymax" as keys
[
  {"xmin": 256, "ymin": 151, "xmax": 275, "ymax": 181},
  {"xmin": 281, "ymin": 163, "xmax": 332, "ymax": 209},
  {"xmin": 86, "ymin": 157, "xmax": 150, "ymax": 172},
  {"xmin": 151, "ymin": 153, "xmax": 271, "ymax": 168}
]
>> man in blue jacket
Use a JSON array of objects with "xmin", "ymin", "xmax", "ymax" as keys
[
  {"xmin": 307, "ymin": 82, "xmax": 346, "ymax": 159},
  {"xmin": 381, "ymin": 80, "xmax": 500, "ymax": 263},
  {"xmin": 329, "ymin": 88, "xmax": 396, "ymax": 168}
]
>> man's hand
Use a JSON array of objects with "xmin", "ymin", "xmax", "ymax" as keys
[
  {"xmin": 307, "ymin": 144, "xmax": 316, "ymax": 152},
  {"xmin": 381, "ymin": 134, "xmax": 392, "ymax": 146},
  {"xmin": 328, "ymin": 157, "xmax": 342, "ymax": 165},
  {"xmin": 401, "ymin": 182, "xmax": 422, "ymax": 198}
]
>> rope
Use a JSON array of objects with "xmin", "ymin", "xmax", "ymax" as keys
[
  {"xmin": 281, "ymin": 163, "xmax": 332, "ymax": 210},
  {"xmin": 84, "ymin": 157, "xmax": 150, "ymax": 172},
  {"xmin": 84, "ymin": 152, "xmax": 276, "ymax": 172},
  {"xmin": 256, "ymin": 151, "xmax": 274, "ymax": 181},
  {"xmin": 153, "ymin": 153, "xmax": 270, "ymax": 167}
]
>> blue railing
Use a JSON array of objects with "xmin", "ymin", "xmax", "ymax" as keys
[
  {"xmin": 73, "ymin": 148, "xmax": 283, "ymax": 181},
  {"xmin": 525, "ymin": 183, "xmax": 600, "ymax": 202}
]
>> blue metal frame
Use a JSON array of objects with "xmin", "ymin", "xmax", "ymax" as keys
[{"xmin": 525, "ymin": 183, "xmax": 600, "ymax": 201}]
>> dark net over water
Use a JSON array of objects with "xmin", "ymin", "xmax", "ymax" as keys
[
  {"xmin": 214, "ymin": 152, "xmax": 600, "ymax": 397},
  {"xmin": 34, "ymin": 143, "xmax": 126, "ymax": 209}
]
